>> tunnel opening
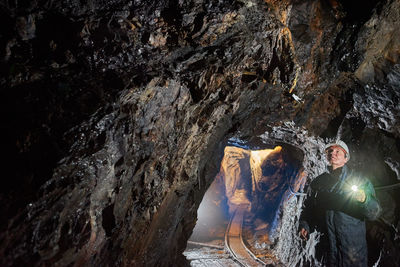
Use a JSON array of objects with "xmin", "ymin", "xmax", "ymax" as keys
[{"xmin": 185, "ymin": 139, "xmax": 305, "ymax": 264}]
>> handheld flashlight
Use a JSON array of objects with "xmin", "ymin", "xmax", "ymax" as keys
[{"xmin": 351, "ymin": 185, "xmax": 358, "ymax": 192}]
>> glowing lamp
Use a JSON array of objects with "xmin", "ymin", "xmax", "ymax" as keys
[{"xmin": 351, "ymin": 185, "xmax": 358, "ymax": 192}]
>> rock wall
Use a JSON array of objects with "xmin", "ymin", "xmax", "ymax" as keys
[{"xmin": 1, "ymin": 0, "xmax": 400, "ymax": 266}]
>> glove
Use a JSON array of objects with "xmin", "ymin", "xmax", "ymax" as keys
[{"xmin": 353, "ymin": 189, "xmax": 366, "ymax": 203}]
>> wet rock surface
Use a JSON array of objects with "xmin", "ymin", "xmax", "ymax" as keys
[{"xmin": 1, "ymin": 0, "xmax": 400, "ymax": 266}]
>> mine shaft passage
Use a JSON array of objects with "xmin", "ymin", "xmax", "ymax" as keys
[{"xmin": 186, "ymin": 143, "xmax": 305, "ymax": 263}]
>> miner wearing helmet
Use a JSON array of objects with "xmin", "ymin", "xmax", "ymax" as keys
[{"xmin": 299, "ymin": 140, "xmax": 381, "ymax": 266}]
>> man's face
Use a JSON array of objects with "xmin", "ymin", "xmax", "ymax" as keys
[{"xmin": 326, "ymin": 145, "xmax": 348, "ymax": 169}]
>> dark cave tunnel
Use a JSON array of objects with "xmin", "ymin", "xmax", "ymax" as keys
[{"xmin": 1, "ymin": 0, "xmax": 400, "ymax": 266}]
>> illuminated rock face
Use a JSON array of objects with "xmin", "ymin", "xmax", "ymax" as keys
[
  {"xmin": 220, "ymin": 146, "xmax": 252, "ymax": 211},
  {"xmin": 1, "ymin": 0, "xmax": 400, "ymax": 266},
  {"xmin": 253, "ymin": 147, "xmax": 286, "ymax": 199}
]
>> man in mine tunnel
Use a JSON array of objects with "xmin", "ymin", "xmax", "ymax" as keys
[{"xmin": 299, "ymin": 140, "xmax": 381, "ymax": 267}]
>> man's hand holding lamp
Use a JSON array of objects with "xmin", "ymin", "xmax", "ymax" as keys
[{"xmin": 351, "ymin": 185, "xmax": 366, "ymax": 203}]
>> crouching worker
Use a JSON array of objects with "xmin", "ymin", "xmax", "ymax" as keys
[{"xmin": 299, "ymin": 140, "xmax": 381, "ymax": 267}]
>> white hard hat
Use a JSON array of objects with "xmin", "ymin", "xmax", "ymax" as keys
[{"xmin": 325, "ymin": 140, "xmax": 350, "ymax": 159}]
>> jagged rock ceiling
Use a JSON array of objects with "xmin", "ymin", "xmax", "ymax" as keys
[{"xmin": 1, "ymin": 0, "xmax": 400, "ymax": 266}]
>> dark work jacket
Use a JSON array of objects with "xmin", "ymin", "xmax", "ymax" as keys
[{"xmin": 299, "ymin": 165, "xmax": 381, "ymax": 267}]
